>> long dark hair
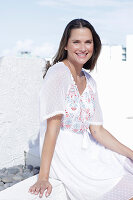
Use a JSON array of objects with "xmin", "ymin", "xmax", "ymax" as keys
[{"xmin": 44, "ymin": 18, "xmax": 101, "ymax": 77}]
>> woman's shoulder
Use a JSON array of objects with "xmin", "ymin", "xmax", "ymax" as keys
[
  {"xmin": 44, "ymin": 62, "xmax": 72, "ymax": 83},
  {"xmin": 48, "ymin": 62, "xmax": 71, "ymax": 76}
]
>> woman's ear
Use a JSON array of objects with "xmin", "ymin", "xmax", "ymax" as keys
[{"xmin": 64, "ymin": 46, "xmax": 67, "ymax": 50}]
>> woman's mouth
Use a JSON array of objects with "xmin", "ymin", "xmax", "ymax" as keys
[{"xmin": 76, "ymin": 53, "xmax": 88, "ymax": 58}]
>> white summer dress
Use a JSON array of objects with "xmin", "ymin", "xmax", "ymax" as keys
[{"xmin": 39, "ymin": 62, "xmax": 133, "ymax": 200}]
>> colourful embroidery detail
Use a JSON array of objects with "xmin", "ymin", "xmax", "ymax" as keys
[{"xmin": 61, "ymin": 82, "xmax": 95, "ymax": 134}]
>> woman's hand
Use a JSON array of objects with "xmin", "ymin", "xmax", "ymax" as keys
[{"xmin": 28, "ymin": 178, "xmax": 52, "ymax": 198}]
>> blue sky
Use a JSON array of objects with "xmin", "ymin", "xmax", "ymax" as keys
[{"xmin": 1, "ymin": 0, "xmax": 133, "ymax": 58}]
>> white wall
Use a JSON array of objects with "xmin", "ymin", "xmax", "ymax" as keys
[
  {"xmin": 126, "ymin": 35, "xmax": 133, "ymax": 64},
  {"xmin": 0, "ymin": 56, "xmax": 45, "ymax": 169},
  {"xmin": 91, "ymin": 40, "xmax": 133, "ymax": 149}
]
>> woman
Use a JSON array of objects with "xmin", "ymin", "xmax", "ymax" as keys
[{"xmin": 29, "ymin": 19, "xmax": 133, "ymax": 200}]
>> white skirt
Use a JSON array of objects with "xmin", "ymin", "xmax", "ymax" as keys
[{"xmin": 40, "ymin": 127, "xmax": 133, "ymax": 200}]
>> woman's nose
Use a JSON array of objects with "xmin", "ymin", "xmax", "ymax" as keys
[{"xmin": 79, "ymin": 44, "xmax": 86, "ymax": 52}]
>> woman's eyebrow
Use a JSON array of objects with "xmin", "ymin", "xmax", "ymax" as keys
[
  {"xmin": 71, "ymin": 39, "xmax": 80, "ymax": 41},
  {"xmin": 71, "ymin": 39, "xmax": 93, "ymax": 42},
  {"xmin": 86, "ymin": 39, "xmax": 93, "ymax": 42}
]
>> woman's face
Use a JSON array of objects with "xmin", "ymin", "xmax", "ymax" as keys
[{"xmin": 65, "ymin": 27, "xmax": 94, "ymax": 66}]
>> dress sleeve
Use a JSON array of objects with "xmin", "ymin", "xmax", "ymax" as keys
[
  {"xmin": 39, "ymin": 64, "xmax": 71, "ymax": 123},
  {"xmin": 89, "ymin": 78, "xmax": 103, "ymax": 125}
]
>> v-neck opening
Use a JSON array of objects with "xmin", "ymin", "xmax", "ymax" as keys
[{"xmin": 61, "ymin": 61, "xmax": 88, "ymax": 97}]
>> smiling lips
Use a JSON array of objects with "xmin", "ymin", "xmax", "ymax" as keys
[{"xmin": 76, "ymin": 53, "xmax": 88, "ymax": 58}]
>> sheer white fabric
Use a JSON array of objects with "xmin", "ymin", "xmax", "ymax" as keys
[
  {"xmin": 39, "ymin": 63, "xmax": 72, "ymax": 123},
  {"xmin": 88, "ymin": 77, "xmax": 103, "ymax": 125},
  {"xmin": 39, "ymin": 62, "xmax": 133, "ymax": 199},
  {"xmin": 39, "ymin": 62, "xmax": 103, "ymax": 150},
  {"xmin": 39, "ymin": 62, "xmax": 103, "ymax": 126}
]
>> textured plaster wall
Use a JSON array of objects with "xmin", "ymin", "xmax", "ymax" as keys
[{"xmin": 0, "ymin": 56, "xmax": 45, "ymax": 168}]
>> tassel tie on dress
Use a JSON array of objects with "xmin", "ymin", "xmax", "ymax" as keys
[{"xmin": 82, "ymin": 129, "xmax": 91, "ymax": 149}]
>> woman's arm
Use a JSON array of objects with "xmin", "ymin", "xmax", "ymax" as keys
[
  {"xmin": 89, "ymin": 125, "xmax": 133, "ymax": 160},
  {"xmin": 39, "ymin": 114, "xmax": 62, "ymax": 180},
  {"xmin": 29, "ymin": 114, "xmax": 62, "ymax": 198}
]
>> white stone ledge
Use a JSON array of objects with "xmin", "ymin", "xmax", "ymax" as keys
[{"xmin": 0, "ymin": 175, "xmax": 68, "ymax": 200}]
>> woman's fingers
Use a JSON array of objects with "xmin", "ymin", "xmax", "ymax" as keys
[
  {"xmin": 39, "ymin": 188, "xmax": 45, "ymax": 198},
  {"xmin": 29, "ymin": 184, "xmax": 42, "ymax": 194},
  {"xmin": 34, "ymin": 187, "xmax": 40, "ymax": 195},
  {"xmin": 45, "ymin": 184, "xmax": 52, "ymax": 197},
  {"xmin": 39, "ymin": 185, "xmax": 47, "ymax": 198},
  {"xmin": 28, "ymin": 181, "xmax": 52, "ymax": 198},
  {"xmin": 39, "ymin": 183, "xmax": 52, "ymax": 198},
  {"xmin": 29, "ymin": 184, "xmax": 36, "ymax": 193}
]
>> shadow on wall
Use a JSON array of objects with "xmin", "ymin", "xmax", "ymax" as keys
[{"xmin": 25, "ymin": 132, "xmax": 41, "ymax": 167}]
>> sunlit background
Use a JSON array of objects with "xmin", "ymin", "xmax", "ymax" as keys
[
  {"xmin": 0, "ymin": 0, "xmax": 133, "ymax": 168},
  {"xmin": 1, "ymin": 0, "xmax": 133, "ymax": 58}
]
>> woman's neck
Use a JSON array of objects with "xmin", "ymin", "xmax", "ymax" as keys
[
  {"xmin": 63, "ymin": 59, "xmax": 84, "ymax": 83},
  {"xmin": 64, "ymin": 59, "xmax": 83, "ymax": 77}
]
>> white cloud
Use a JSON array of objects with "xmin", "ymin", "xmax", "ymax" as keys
[
  {"xmin": 1, "ymin": 39, "xmax": 34, "ymax": 57},
  {"xmin": 14, "ymin": 39, "xmax": 34, "ymax": 52},
  {"xmin": 32, "ymin": 43, "xmax": 56, "ymax": 58},
  {"xmin": 0, "ymin": 40, "xmax": 56, "ymax": 58}
]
